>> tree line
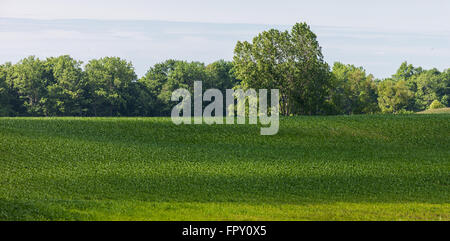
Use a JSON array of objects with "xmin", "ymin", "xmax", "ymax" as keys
[{"xmin": 0, "ymin": 23, "xmax": 448, "ymax": 117}]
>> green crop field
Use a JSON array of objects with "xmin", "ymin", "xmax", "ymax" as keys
[
  {"xmin": 0, "ymin": 115, "xmax": 449, "ymax": 221},
  {"xmin": 418, "ymin": 108, "xmax": 450, "ymax": 114}
]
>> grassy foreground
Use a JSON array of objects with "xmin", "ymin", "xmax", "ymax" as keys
[{"xmin": 0, "ymin": 115, "xmax": 449, "ymax": 220}]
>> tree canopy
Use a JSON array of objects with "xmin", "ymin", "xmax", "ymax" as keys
[
  {"xmin": 0, "ymin": 24, "xmax": 448, "ymax": 117},
  {"xmin": 233, "ymin": 23, "xmax": 330, "ymax": 115}
]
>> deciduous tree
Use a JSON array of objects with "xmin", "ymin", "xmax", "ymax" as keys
[{"xmin": 233, "ymin": 22, "xmax": 331, "ymax": 115}]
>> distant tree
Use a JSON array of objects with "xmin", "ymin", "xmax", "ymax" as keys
[
  {"xmin": 233, "ymin": 22, "xmax": 330, "ymax": 115},
  {"xmin": 2, "ymin": 53, "xmax": 448, "ymax": 117},
  {"xmin": 139, "ymin": 60, "xmax": 179, "ymax": 116},
  {"xmin": 0, "ymin": 65, "xmax": 9, "ymax": 115},
  {"xmin": 0, "ymin": 63, "xmax": 22, "ymax": 116},
  {"xmin": 330, "ymin": 62, "xmax": 379, "ymax": 114},
  {"xmin": 205, "ymin": 60, "xmax": 239, "ymax": 90},
  {"xmin": 409, "ymin": 68, "xmax": 449, "ymax": 111},
  {"xmin": 85, "ymin": 57, "xmax": 137, "ymax": 116},
  {"xmin": 12, "ymin": 56, "xmax": 51, "ymax": 116},
  {"xmin": 44, "ymin": 55, "xmax": 86, "ymax": 116},
  {"xmin": 392, "ymin": 61, "xmax": 423, "ymax": 82},
  {"xmin": 377, "ymin": 79, "xmax": 414, "ymax": 113},
  {"xmin": 140, "ymin": 60, "xmax": 209, "ymax": 116},
  {"xmin": 165, "ymin": 61, "xmax": 207, "ymax": 93},
  {"xmin": 441, "ymin": 69, "xmax": 450, "ymax": 107},
  {"xmin": 120, "ymin": 81, "xmax": 155, "ymax": 116},
  {"xmin": 389, "ymin": 62, "xmax": 450, "ymax": 112}
]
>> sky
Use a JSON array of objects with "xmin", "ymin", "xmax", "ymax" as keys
[{"xmin": 1, "ymin": 0, "xmax": 449, "ymax": 78}]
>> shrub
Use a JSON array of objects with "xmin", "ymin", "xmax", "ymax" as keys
[{"xmin": 429, "ymin": 100, "xmax": 445, "ymax": 109}]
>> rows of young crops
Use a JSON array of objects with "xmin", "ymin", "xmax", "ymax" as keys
[{"xmin": 0, "ymin": 115, "xmax": 448, "ymax": 220}]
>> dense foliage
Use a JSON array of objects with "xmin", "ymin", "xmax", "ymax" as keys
[
  {"xmin": 0, "ymin": 57, "xmax": 240, "ymax": 117},
  {"xmin": 0, "ymin": 23, "xmax": 448, "ymax": 116},
  {"xmin": 233, "ymin": 23, "xmax": 330, "ymax": 115}
]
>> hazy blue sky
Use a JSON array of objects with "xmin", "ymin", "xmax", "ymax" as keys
[{"xmin": 1, "ymin": 0, "xmax": 449, "ymax": 78}]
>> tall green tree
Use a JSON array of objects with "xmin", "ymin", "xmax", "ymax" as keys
[
  {"xmin": 85, "ymin": 57, "xmax": 137, "ymax": 116},
  {"xmin": 391, "ymin": 62, "xmax": 449, "ymax": 111},
  {"xmin": 120, "ymin": 81, "xmax": 155, "ymax": 116},
  {"xmin": 12, "ymin": 56, "xmax": 51, "ymax": 116},
  {"xmin": 440, "ymin": 69, "xmax": 450, "ymax": 107},
  {"xmin": 377, "ymin": 79, "xmax": 414, "ymax": 113},
  {"xmin": 0, "ymin": 63, "xmax": 23, "ymax": 116},
  {"xmin": 330, "ymin": 62, "xmax": 379, "ymax": 114},
  {"xmin": 140, "ymin": 60, "xmax": 209, "ymax": 116},
  {"xmin": 409, "ymin": 68, "xmax": 449, "ymax": 110},
  {"xmin": 233, "ymin": 22, "xmax": 330, "ymax": 115},
  {"xmin": 44, "ymin": 55, "xmax": 86, "ymax": 116},
  {"xmin": 392, "ymin": 61, "xmax": 423, "ymax": 82},
  {"xmin": 205, "ymin": 60, "xmax": 239, "ymax": 90},
  {"xmin": 139, "ymin": 60, "xmax": 179, "ymax": 116}
]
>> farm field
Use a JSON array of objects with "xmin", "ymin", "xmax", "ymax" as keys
[
  {"xmin": 0, "ymin": 115, "xmax": 449, "ymax": 220},
  {"xmin": 417, "ymin": 108, "xmax": 450, "ymax": 114}
]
